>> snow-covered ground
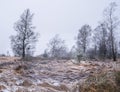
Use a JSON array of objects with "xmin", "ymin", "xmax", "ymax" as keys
[{"xmin": 0, "ymin": 57, "xmax": 119, "ymax": 92}]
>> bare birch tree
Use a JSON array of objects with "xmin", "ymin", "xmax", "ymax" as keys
[
  {"xmin": 48, "ymin": 34, "xmax": 68, "ymax": 59},
  {"xmin": 10, "ymin": 9, "xmax": 39, "ymax": 59},
  {"xmin": 104, "ymin": 2, "xmax": 119, "ymax": 61},
  {"xmin": 76, "ymin": 24, "xmax": 91, "ymax": 55},
  {"xmin": 93, "ymin": 22, "xmax": 108, "ymax": 59}
]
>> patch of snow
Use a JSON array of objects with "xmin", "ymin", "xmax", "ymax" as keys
[
  {"xmin": 35, "ymin": 79, "xmax": 43, "ymax": 85},
  {"xmin": 2, "ymin": 89, "xmax": 9, "ymax": 92},
  {"xmin": 53, "ymin": 82, "xmax": 60, "ymax": 86},
  {"xmin": 71, "ymin": 59, "xmax": 78, "ymax": 64},
  {"xmin": 16, "ymin": 79, "xmax": 24, "ymax": 85}
]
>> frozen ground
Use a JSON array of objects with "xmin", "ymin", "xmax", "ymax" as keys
[{"xmin": 0, "ymin": 57, "xmax": 119, "ymax": 92}]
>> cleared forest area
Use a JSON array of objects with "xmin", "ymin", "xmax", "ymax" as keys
[
  {"xmin": 0, "ymin": 57, "xmax": 119, "ymax": 92},
  {"xmin": 0, "ymin": 1, "xmax": 120, "ymax": 92}
]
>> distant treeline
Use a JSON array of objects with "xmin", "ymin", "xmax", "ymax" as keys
[{"xmin": 9, "ymin": 2, "xmax": 120, "ymax": 61}]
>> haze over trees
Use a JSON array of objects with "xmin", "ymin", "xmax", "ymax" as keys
[
  {"xmin": 10, "ymin": 9, "xmax": 39, "ymax": 59},
  {"xmin": 76, "ymin": 24, "xmax": 91, "ymax": 60},
  {"xmin": 93, "ymin": 22, "xmax": 108, "ymax": 60},
  {"xmin": 47, "ymin": 34, "xmax": 68, "ymax": 59},
  {"xmin": 103, "ymin": 2, "xmax": 119, "ymax": 61},
  {"xmin": 0, "ymin": 1, "xmax": 119, "ymax": 92},
  {"xmin": 74, "ymin": 2, "xmax": 120, "ymax": 61},
  {"xmin": 8, "ymin": 2, "xmax": 120, "ymax": 62}
]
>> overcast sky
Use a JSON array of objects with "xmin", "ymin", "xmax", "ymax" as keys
[{"xmin": 0, "ymin": 0, "xmax": 119, "ymax": 55}]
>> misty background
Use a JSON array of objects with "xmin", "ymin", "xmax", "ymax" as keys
[{"xmin": 0, "ymin": 0, "xmax": 120, "ymax": 55}]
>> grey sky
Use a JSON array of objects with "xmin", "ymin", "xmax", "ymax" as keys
[{"xmin": 0, "ymin": 0, "xmax": 119, "ymax": 55}]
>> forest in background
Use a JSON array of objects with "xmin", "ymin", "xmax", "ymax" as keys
[{"xmin": 3, "ymin": 2, "xmax": 119, "ymax": 62}]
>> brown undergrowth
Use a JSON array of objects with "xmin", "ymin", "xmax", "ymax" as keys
[{"xmin": 78, "ymin": 71, "xmax": 120, "ymax": 92}]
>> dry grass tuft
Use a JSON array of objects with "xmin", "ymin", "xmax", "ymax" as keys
[
  {"xmin": 78, "ymin": 71, "xmax": 120, "ymax": 92},
  {"xmin": 14, "ymin": 64, "xmax": 28, "ymax": 74},
  {"xmin": 39, "ymin": 82, "xmax": 69, "ymax": 91}
]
